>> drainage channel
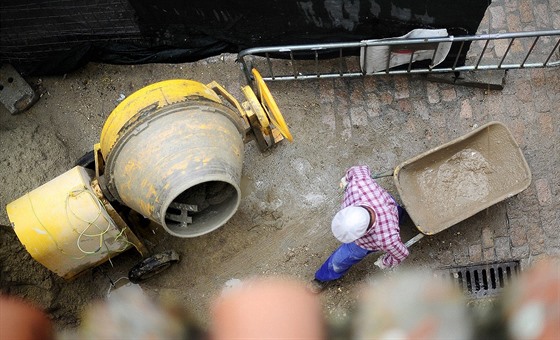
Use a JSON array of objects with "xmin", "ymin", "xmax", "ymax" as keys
[{"xmin": 435, "ymin": 261, "xmax": 520, "ymax": 299}]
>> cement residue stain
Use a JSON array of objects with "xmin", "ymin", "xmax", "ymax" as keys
[{"xmin": 417, "ymin": 148, "xmax": 493, "ymax": 217}]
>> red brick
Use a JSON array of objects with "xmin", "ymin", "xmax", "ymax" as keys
[
  {"xmin": 350, "ymin": 106, "xmax": 368, "ymax": 127},
  {"xmin": 519, "ymin": 0, "xmax": 534, "ymax": 23},
  {"xmin": 320, "ymin": 82, "xmax": 337, "ymax": 131},
  {"xmin": 351, "ymin": 84, "xmax": 364, "ymax": 102},
  {"xmin": 490, "ymin": 6, "xmax": 507, "ymax": 29},
  {"xmin": 514, "ymin": 81, "xmax": 532, "ymax": 103},
  {"xmin": 477, "ymin": 16, "xmax": 490, "ymax": 34},
  {"xmin": 333, "ymin": 78, "xmax": 347, "ymax": 89},
  {"xmin": 483, "ymin": 94, "xmax": 505, "ymax": 118},
  {"xmin": 512, "ymin": 244, "xmax": 529, "ymax": 259},
  {"xmin": 412, "ymin": 100, "xmax": 429, "ymax": 121},
  {"xmin": 516, "ymin": 185, "xmax": 539, "ymax": 213},
  {"xmin": 482, "ymin": 227, "xmax": 494, "ymax": 249},
  {"xmin": 534, "ymin": 4, "xmax": 550, "ymax": 28},
  {"xmin": 350, "ymin": 86, "xmax": 368, "ymax": 126},
  {"xmin": 540, "ymin": 209, "xmax": 559, "ymax": 239},
  {"xmin": 440, "ymin": 87, "xmax": 457, "ymax": 102},
  {"xmin": 321, "ymin": 110, "xmax": 336, "ymax": 131},
  {"xmin": 504, "ymin": 0, "xmax": 517, "ymax": 13},
  {"xmin": 502, "ymin": 95, "xmax": 521, "ymax": 118},
  {"xmin": 509, "ymin": 38, "xmax": 525, "ymax": 53},
  {"xmin": 469, "ymin": 244, "xmax": 483, "ymax": 262},
  {"xmin": 405, "ymin": 119, "xmax": 417, "ymax": 135},
  {"xmin": 526, "ymin": 224, "xmax": 546, "ymax": 255},
  {"xmin": 319, "ymin": 81, "xmax": 335, "ymax": 104},
  {"xmin": 379, "ymin": 92, "xmax": 393, "ymax": 105},
  {"xmin": 522, "ymin": 24, "xmax": 536, "ymax": 32},
  {"xmin": 545, "ymin": 236, "xmax": 560, "ymax": 249},
  {"xmin": 365, "ymin": 93, "xmax": 381, "ymax": 118},
  {"xmin": 397, "ymin": 99, "xmax": 413, "ymax": 114},
  {"xmin": 335, "ymin": 86, "xmax": 349, "ymax": 103},
  {"xmin": 460, "ymin": 99, "xmax": 473, "ymax": 119},
  {"xmin": 507, "ymin": 13, "xmax": 522, "ymax": 32},
  {"xmin": 438, "ymin": 249, "xmax": 454, "ymax": 265},
  {"xmin": 535, "ymin": 178, "xmax": 552, "ymax": 206},
  {"xmin": 510, "ymin": 122, "xmax": 526, "ymax": 148},
  {"xmin": 363, "ymin": 77, "xmax": 377, "ymax": 93},
  {"xmin": 483, "ymin": 248, "xmax": 496, "ymax": 262},
  {"xmin": 454, "ymin": 247, "xmax": 470, "ymax": 266},
  {"xmin": 394, "ymin": 77, "xmax": 410, "ymax": 100},
  {"xmin": 509, "ymin": 220, "xmax": 528, "ymax": 247},
  {"xmin": 553, "ymin": 13, "xmax": 560, "ymax": 34},
  {"xmin": 346, "ymin": 57, "xmax": 361, "ymax": 73},
  {"xmin": 495, "ymin": 237, "xmax": 512, "ymax": 260},
  {"xmin": 428, "ymin": 111, "xmax": 450, "ymax": 141},
  {"xmin": 494, "ymin": 39, "xmax": 511, "ymax": 59},
  {"xmin": 535, "ymin": 96, "xmax": 552, "ymax": 113},
  {"xmin": 334, "ymin": 87, "xmax": 351, "ymax": 133},
  {"xmin": 538, "ymin": 114, "xmax": 554, "ymax": 138},
  {"xmin": 426, "ymin": 82, "xmax": 440, "ymax": 104},
  {"xmin": 531, "ymin": 69, "xmax": 547, "ymax": 88}
]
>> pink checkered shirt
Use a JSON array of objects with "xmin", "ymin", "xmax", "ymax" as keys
[{"xmin": 342, "ymin": 165, "xmax": 409, "ymax": 267}]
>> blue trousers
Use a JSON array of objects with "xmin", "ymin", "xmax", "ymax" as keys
[
  {"xmin": 315, "ymin": 242, "xmax": 375, "ymax": 281},
  {"xmin": 315, "ymin": 198, "xmax": 405, "ymax": 282}
]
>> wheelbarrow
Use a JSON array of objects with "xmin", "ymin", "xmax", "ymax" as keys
[{"xmin": 374, "ymin": 121, "xmax": 532, "ymax": 247}]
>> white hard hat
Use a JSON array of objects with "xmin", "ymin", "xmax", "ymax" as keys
[{"xmin": 331, "ymin": 206, "xmax": 370, "ymax": 243}]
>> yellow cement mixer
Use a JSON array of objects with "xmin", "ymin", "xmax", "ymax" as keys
[{"xmin": 6, "ymin": 69, "xmax": 292, "ymax": 281}]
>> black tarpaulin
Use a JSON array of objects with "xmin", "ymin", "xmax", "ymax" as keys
[{"xmin": 0, "ymin": 0, "xmax": 490, "ymax": 76}]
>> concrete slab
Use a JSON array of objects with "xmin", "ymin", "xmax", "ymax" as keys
[{"xmin": 0, "ymin": 64, "xmax": 38, "ymax": 114}]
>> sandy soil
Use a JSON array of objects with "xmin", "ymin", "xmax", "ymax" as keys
[{"xmin": 0, "ymin": 56, "xmax": 431, "ymax": 329}]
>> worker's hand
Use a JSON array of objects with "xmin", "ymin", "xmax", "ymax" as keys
[
  {"xmin": 374, "ymin": 256, "xmax": 388, "ymax": 270},
  {"xmin": 339, "ymin": 176, "xmax": 348, "ymax": 190}
]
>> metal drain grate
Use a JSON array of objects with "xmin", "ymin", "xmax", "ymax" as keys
[{"xmin": 436, "ymin": 261, "xmax": 520, "ymax": 298}]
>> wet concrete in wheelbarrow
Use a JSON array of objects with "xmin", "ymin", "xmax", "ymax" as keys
[{"xmin": 395, "ymin": 122, "xmax": 532, "ymax": 236}]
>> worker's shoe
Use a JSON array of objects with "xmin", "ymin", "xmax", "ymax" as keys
[{"xmin": 307, "ymin": 279, "xmax": 328, "ymax": 294}]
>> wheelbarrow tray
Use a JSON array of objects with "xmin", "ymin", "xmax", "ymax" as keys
[{"xmin": 393, "ymin": 121, "xmax": 531, "ymax": 235}]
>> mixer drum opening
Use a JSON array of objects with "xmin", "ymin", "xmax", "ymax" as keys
[{"xmin": 164, "ymin": 180, "xmax": 240, "ymax": 237}]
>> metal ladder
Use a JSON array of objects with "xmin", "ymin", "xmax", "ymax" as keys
[{"xmin": 237, "ymin": 30, "xmax": 560, "ymax": 90}]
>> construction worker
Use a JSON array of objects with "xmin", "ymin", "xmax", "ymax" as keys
[{"xmin": 310, "ymin": 165, "xmax": 409, "ymax": 292}]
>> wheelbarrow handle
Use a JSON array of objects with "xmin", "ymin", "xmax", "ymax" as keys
[
  {"xmin": 371, "ymin": 169, "xmax": 394, "ymax": 179},
  {"xmin": 374, "ymin": 233, "xmax": 424, "ymax": 269},
  {"xmin": 405, "ymin": 233, "xmax": 425, "ymax": 248}
]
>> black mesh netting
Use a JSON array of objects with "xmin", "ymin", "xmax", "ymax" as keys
[{"xmin": 0, "ymin": 0, "xmax": 490, "ymax": 76}]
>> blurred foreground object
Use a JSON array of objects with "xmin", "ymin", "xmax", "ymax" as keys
[
  {"xmin": 74, "ymin": 283, "xmax": 198, "ymax": 339},
  {"xmin": 210, "ymin": 278, "xmax": 326, "ymax": 339},
  {"xmin": 502, "ymin": 259, "xmax": 560, "ymax": 340},
  {"xmin": 353, "ymin": 271, "xmax": 473, "ymax": 339},
  {"xmin": 54, "ymin": 261, "xmax": 560, "ymax": 339},
  {"xmin": 0, "ymin": 295, "xmax": 54, "ymax": 340}
]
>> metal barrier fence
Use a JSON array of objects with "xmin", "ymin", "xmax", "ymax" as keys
[{"xmin": 237, "ymin": 30, "xmax": 560, "ymax": 88}]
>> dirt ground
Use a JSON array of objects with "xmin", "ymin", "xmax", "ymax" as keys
[
  {"xmin": 0, "ymin": 46, "xmax": 558, "ymax": 332},
  {"xmin": 0, "ymin": 56, "xmax": 439, "ymax": 329}
]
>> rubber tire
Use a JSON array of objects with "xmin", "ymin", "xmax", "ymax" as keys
[
  {"xmin": 75, "ymin": 150, "xmax": 95, "ymax": 170},
  {"xmin": 128, "ymin": 250, "xmax": 180, "ymax": 283}
]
